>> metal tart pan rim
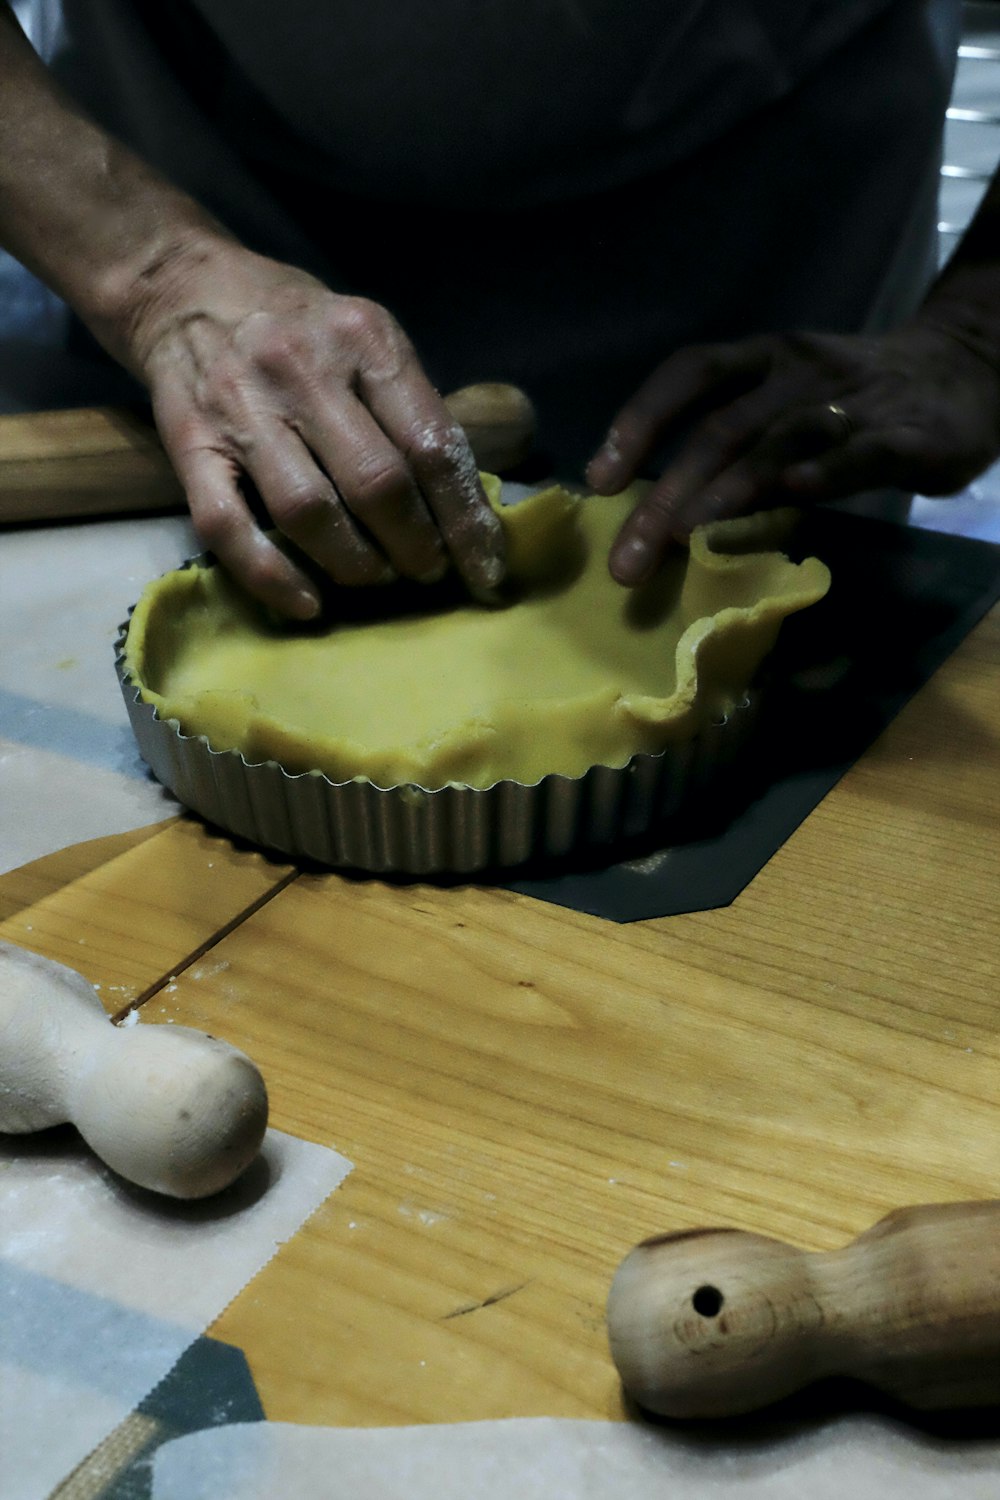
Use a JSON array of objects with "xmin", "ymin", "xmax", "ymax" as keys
[{"xmin": 114, "ymin": 602, "xmax": 757, "ymax": 875}]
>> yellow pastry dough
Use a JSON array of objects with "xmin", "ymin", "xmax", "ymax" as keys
[{"xmin": 123, "ymin": 480, "xmax": 830, "ymax": 790}]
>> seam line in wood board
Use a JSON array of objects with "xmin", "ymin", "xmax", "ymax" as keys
[{"xmin": 111, "ymin": 867, "xmax": 301, "ymax": 1022}]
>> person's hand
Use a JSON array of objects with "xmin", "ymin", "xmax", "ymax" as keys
[
  {"xmin": 587, "ymin": 321, "xmax": 1000, "ymax": 586},
  {"xmin": 125, "ymin": 235, "xmax": 505, "ymax": 617}
]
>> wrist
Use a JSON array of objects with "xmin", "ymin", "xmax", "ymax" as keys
[
  {"xmin": 86, "ymin": 221, "xmax": 237, "ymax": 377},
  {"xmin": 909, "ymin": 273, "xmax": 1000, "ymax": 378}
]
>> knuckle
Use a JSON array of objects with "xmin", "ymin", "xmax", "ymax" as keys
[
  {"xmin": 251, "ymin": 327, "xmax": 308, "ymax": 380},
  {"xmin": 351, "ymin": 559, "xmax": 393, "ymax": 587},
  {"xmin": 635, "ymin": 483, "xmax": 682, "ymax": 529},
  {"xmin": 782, "ymin": 330, "xmax": 824, "ymax": 360},
  {"xmin": 201, "ymin": 361, "xmax": 248, "ymax": 416},
  {"xmin": 337, "ymin": 297, "xmax": 412, "ymax": 381},
  {"xmin": 699, "ymin": 345, "xmax": 739, "ymax": 383},
  {"xmin": 158, "ymin": 411, "xmax": 203, "ymax": 455},
  {"xmin": 641, "ymin": 342, "xmax": 723, "ymax": 394},
  {"xmin": 609, "ymin": 408, "xmax": 648, "ymax": 448},
  {"xmin": 244, "ymin": 550, "xmax": 296, "ymax": 596},
  {"xmin": 335, "ymin": 296, "xmax": 395, "ymax": 348},
  {"xmin": 192, "ymin": 499, "xmax": 238, "ymax": 552},
  {"xmin": 702, "ymin": 491, "xmax": 732, "ymax": 520},
  {"xmin": 328, "ymin": 546, "xmax": 392, "ymax": 588},
  {"xmin": 768, "ymin": 410, "xmax": 807, "ymax": 447},
  {"xmin": 700, "ymin": 410, "xmax": 746, "ymax": 456},
  {"xmin": 783, "ymin": 329, "xmax": 850, "ymax": 369},
  {"xmin": 270, "ymin": 480, "xmax": 336, "ymax": 534},
  {"xmin": 349, "ymin": 455, "xmax": 411, "ymax": 513},
  {"xmin": 405, "ymin": 419, "xmax": 463, "ymax": 469},
  {"xmin": 672, "ymin": 340, "xmax": 715, "ymax": 371}
]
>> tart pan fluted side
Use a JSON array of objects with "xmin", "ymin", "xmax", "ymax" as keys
[{"xmin": 114, "ymin": 613, "xmax": 757, "ymax": 875}]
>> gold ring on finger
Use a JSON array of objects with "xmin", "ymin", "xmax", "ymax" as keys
[{"xmin": 825, "ymin": 402, "xmax": 854, "ymax": 443}]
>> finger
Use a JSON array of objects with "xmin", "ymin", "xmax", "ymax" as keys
[
  {"xmin": 606, "ymin": 384, "xmax": 793, "ymax": 585},
  {"xmin": 609, "ymin": 454, "xmax": 772, "ymax": 586},
  {"xmin": 304, "ymin": 394, "xmax": 447, "ymax": 583},
  {"xmin": 666, "ymin": 400, "xmax": 863, "ymax": 535},
  {"xmin": 357, "ymin": 348, "xmax": 506, "ymax": 593},
  {"xmin": 243, "ymin": 424, "xmax": 395, "ymax": 588},
  {"xmin": 587, "ymin": 338, "xmax": 774, "ymax": 493},
  {"xmin": 608, "ymin": 480, "xmax": 691, "ymax": 586},
  {"xmin": 173, "ymin": 445, "xmax": 323, "ymax": 619},
  {"xmin": 769, "ymin": 399, "xmax": 858, "ymax": 457},
  {"xmin": 407, "ymin": 416, "xmax": 507, "ymax": 592},
  {"xmin": 782, "ymin": 429, "xmax": 921, "ymax": 503},
  {"xmin": 671, "ymin": 396, "xmax": 869, "ymax": 531},
  {"xmin": 606, "ymin": 396, "xmax": 839, "ymax": 584},
  {"xmin": 667, "ymin": 457, "xmax": 787, "ymax": 538}
]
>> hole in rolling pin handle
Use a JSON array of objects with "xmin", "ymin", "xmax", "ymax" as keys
[{"xmin": 692, "ymin": 1285, "xmax": 724, "ymax": 1317}]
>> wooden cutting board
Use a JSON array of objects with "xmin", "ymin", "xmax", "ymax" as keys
[{"xmin": 2, "ymin": 590, "xmax": 999, "ymax": 1430}]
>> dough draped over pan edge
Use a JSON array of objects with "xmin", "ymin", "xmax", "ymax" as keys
[{"xmin": 122, "ymin": 479, "xmax": 830, "ymax": 791}]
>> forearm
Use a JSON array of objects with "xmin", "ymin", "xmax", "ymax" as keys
[
  {"xmin": 917, "ymin": 160, "xmax": 1000, "ymax": 369},
  {"xmin": 0, "ymin": 3, "xmax": 230, "ymax": 371}
]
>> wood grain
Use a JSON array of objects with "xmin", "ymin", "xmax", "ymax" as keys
[
  {"xmin": 0, "ymin": 407, "xmax": 183, "ymax": 524},
  {"xmin": 0, "ymin": 815, "xmax": 295, "ymax": 1009},
  {"xmin": 134, "ymin": 608, "xmax": 1000, "ymax": 1424},
  {"xmin": 606, "ymin": 1200, "xmax": 1000, "ymax": 1416},
  {"xmin": 1, "ymin": 603, "xmax": 997, "ymax": 1430},
  {"xmin": 0, "ymin": 821, "xmax": 168, "ymax": 926},
  {"xmin": 0, "ymin": 387, "xmax": 536, "ymax": 525}
]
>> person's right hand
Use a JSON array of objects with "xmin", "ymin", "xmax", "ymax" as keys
[{"xmin": 123, "ymin": 235, "xmax": 506, "ymax": 618}]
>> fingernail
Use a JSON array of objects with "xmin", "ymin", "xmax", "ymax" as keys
[
  {"xmin": 417, "ymin": 559, "xmax": 449, "ymax": 585},
  {"xmin": 590, "ymin": 432, "xmax": 625, "ymax": 481},
  {"xmin": 610, "ymin": 536, "xmax": 654, "ymax": 587},
  {"xmin": 587, "ymin": 452, "xmax": 617, "ymax": 492},
  {"xmin": 474, "ymin": 551, "xmax": 506, "ymax": 591},
  {"xmin": 290, "ymin": 588, "xmax": 322, "ymax": 620}
]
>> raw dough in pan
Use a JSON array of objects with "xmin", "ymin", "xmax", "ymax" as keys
[{"xmin": 123, "ymin": 479, "xmax": 830, "ymax": 790}]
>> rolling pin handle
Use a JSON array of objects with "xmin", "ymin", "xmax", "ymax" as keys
[
  {"xmin": 607, "ymin": 1202, "xmax": 1000, "ymax": 1418},
  {"xmin": 0, "ymin": 383, "xmax": 537, "ymax": 526}
]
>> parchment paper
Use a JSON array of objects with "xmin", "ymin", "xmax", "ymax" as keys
[
  {"xmin": 150, "ymin": 1416, "xmax": 1000, "ymax": 1499},
  {"xmin": 0, "ymin": 514, "xmax": 194, "ymax": 874},
  {"xmin": 0, "ymin": 1126, "xmax": 352, "ymax": 1500}
]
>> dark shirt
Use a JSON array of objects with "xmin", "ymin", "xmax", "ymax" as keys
[{"xmin": 52, "ymin": 0, "xmax": 960, "ymax": 469}]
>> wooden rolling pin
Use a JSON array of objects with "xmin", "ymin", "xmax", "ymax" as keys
[
  {"xmin": 0, "ymin": 940, "xmax": 268, "ymax": 1199},
  {"xmin": 606, "ymin": 1203, "xmax": 1000, "ymax": 1417},
  {"xmin": 0, "ymin": 382, "xmax": 537, "ymax": 525}
]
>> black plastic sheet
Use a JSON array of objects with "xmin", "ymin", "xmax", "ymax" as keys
[{"xmin": 507, "ymin": 511, "xmax": 1000, "ymax": 922}]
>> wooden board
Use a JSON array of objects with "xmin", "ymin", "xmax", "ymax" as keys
[
  {"xmin": 0, "ymin": 816, "xmax": 295, "ymax": 1007},
  {"xmin": 0, "ymin": 407, "xmax": 183, "ymax": 524},
  {"xmin": 2, "ymin": 605, "xmax": 998, "ymax": 1429}
]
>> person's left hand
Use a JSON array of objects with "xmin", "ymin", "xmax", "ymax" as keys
[{"xmin": 587, "ymin": 321, "xmax": 1000, "ymax": 586}]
